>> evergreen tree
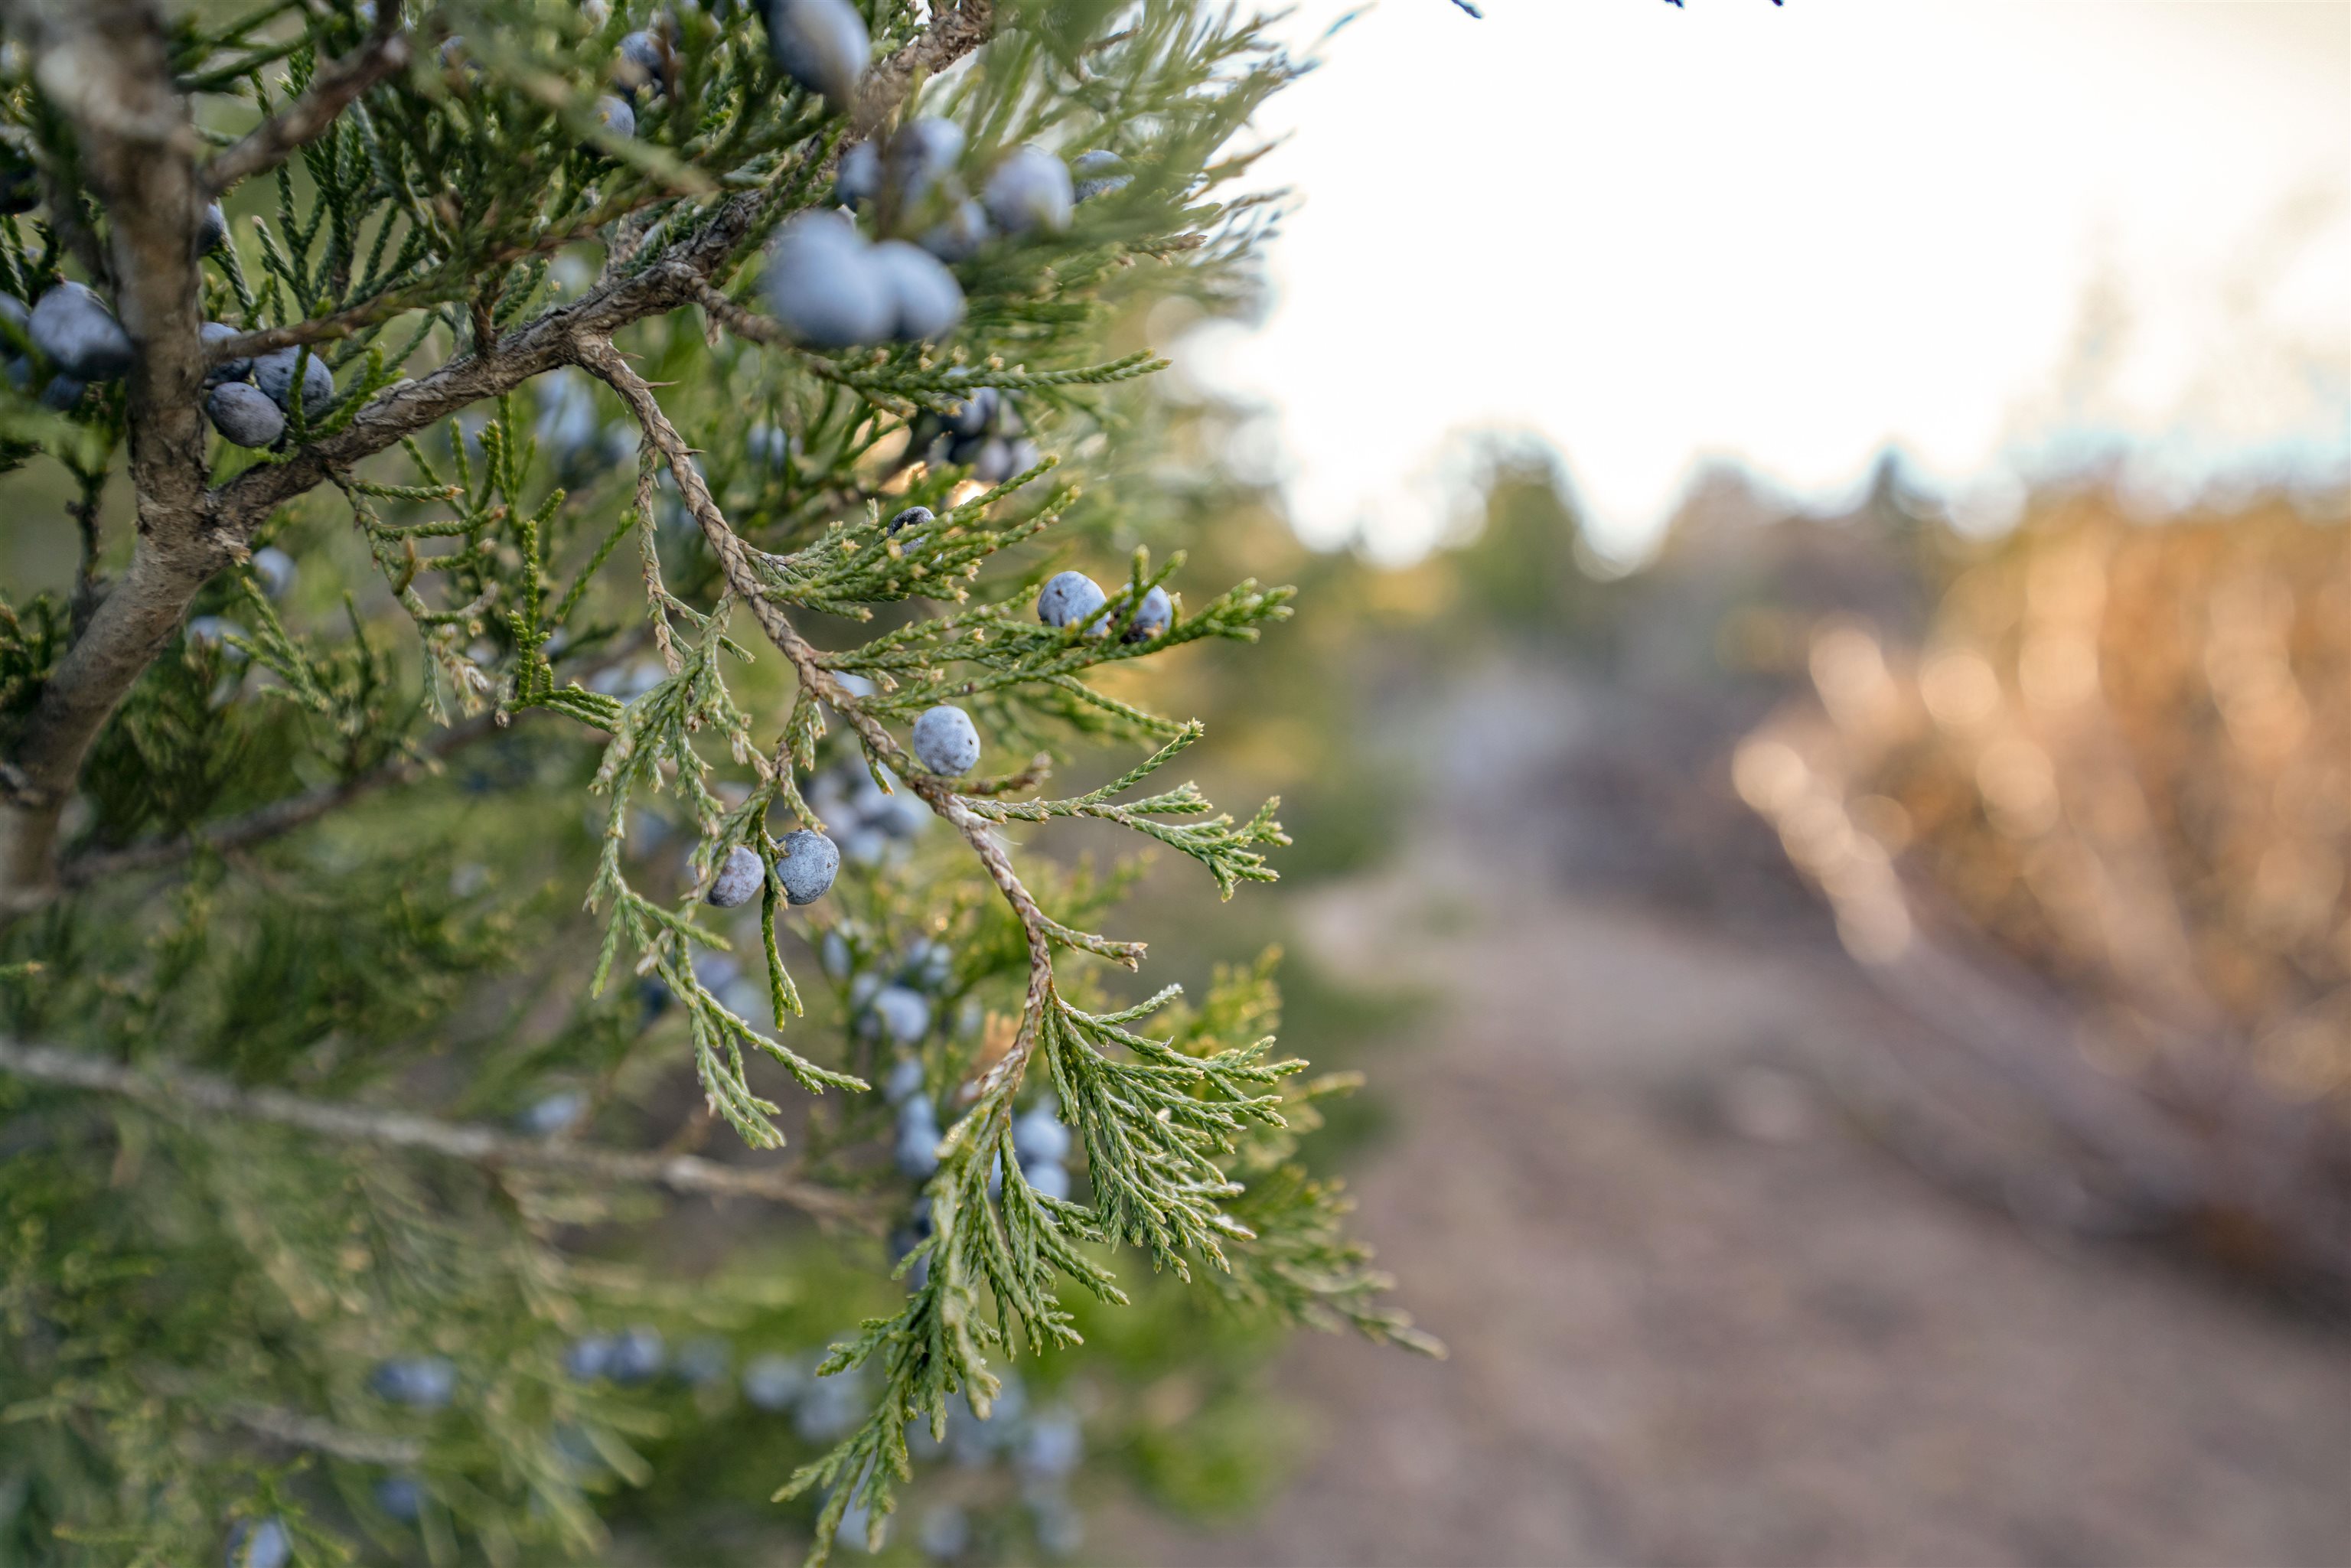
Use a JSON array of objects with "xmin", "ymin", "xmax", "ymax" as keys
[{"xmin": 0, "ymin": 2, "xmax": 1434, "ymax": 1560}]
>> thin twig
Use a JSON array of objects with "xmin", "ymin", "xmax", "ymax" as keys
[
  {"xmin": 570, "ymin": 332, "xmax": 1067, "ymax": 1104},
  {"xmin": 0, "ymin": 1036, "xmax": 862, "ymax": 1221},
  {"xmin": 56, "ymin": 712, "xmax": 504, "ymax": 888},
  {"xmin": 202, "ymin": 3, "xmax": 413, "ymax": 196},
  {"xmin": 223, "ymin": 1401, "xmax": 426, "ymax": 1465},
  {"xmin": 67, "ymin": 462, "xmax": 108, "ymax": 638}
]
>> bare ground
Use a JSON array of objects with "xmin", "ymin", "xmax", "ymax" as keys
[{"xmin": 1099, "ymin": 752, "xmax": 2351, "ymax": 1568}]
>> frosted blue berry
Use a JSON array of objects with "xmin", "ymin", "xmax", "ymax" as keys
[
  {"xmin": 226, "ymin": 1517, "xmax": 291, "ymax": 1568},
  {"xmin": 186, "ymin": 616, "xmax": 246, "ymax": 657},
  {"xmin": 674, "ymin": 1335, "xmax": 732, "ymax": 1387},
  {"xmin": 884, "ymin": 1056, "xmax": 925, "ymax": 1104},
  {"xmin": 893, "ymin": 119, "xmax": 964, "ymax": 182},
  {"xmin": 874, "ymin": 786, "xmax": 928, "ymax": 839},
  {"xmin": 373, "ymin": 1474, "xmax": 425, "ymax": 1522},
  {"xmin": 249, "ymin": 546, "xmax": 296, "ymax": 600},
  {"xmin": 198, "ymin": 201, "xmax": 227, "ymax": 253},
  {"xmin": 873, "ymin": 983, "xmax": 931, "ymax": 1044},
  {"xmin": 1020, "ymin": 1406, "xmax": 1084, "ymax": 1478},
  {"xmin": 1076, "ymin": 150, "xmax": 1128, "ymax": 204},
  {"xmin": 765, "ymin": 210, "xmax": 892, "ymax": 347},
  {"xmin": 696, "ymin": 950, "xmax": 742, "ymax": 996},
  {"xmin": 919, "ymin": 197, "xmax": 991, "ymax": 261},
  {"xmin": 536, "ymin": 370, "xmax": 601, "ymax": 458},
  {"xmin": 944, "ymin": 386, "xmax": 997, "ymax": 439},
  {"xmin": 764, "ymin": 0, "xmax": 870, "ymax": 110},
  {"xmin": 617, "ymin": 29, "xmax": 667, "ymax": 97},
  {"xmin": 967, "ymin": 438, "xmax": 1013, "ymax": 484},
  {"xmin": 882, "ymin": 116, "xmax": 964, "ymax": 212},
  {"xmin": 983, "ymin": 145, "xmax": 1074, "ymax": 236},
  {"xmin": 595, "ymin": 94, "xmax": 637, "ymax": 138},
  {"xmin": 910, "ymin": 704, "xmax": 980, "ymax": 775},
  {"xmin": 637, "ymin": 974, "xmax": 672, "ymax": 1022},
  {"xmin": 206, "ymin": 383, "xmax": 285, "ymax": 448},
  {"xmin": 1012, "ymin": 1101, "xmax": 1071, "ymax": 1166},
  {"xmin": 1036, "ymin": 571, "xmax": 1107, "ymax": 632},
  {"xmin": 902, "ymin": 937, "xmax": 952, "ymax": 990},
  {"xmin": 517, "ymin": 1089, "xmax": 588, "ymax": 1136},
  {"xmin": 849, "ymin": 763, "xmax": 928, "ymax": 837},
  {"xmin": 796, "ymin": 1372, "xmax": 866, "ymax": 1440},
  {"xmin": 564, "ymin": 1335, "xmax": 615, "ymax": 1381},
  {"xmin": 1071, "ymin": 149, "xmax": 1130, "ymax": 202},
  {"xmin": 895, "ymin": 1097, "xmax": 941, "ymax": 1177},
  {"xmin": 746, "ymin": 421, "xmax": 794, "ymax": 468},
  {"xmin": 253, "ymin": 346, "xmax": 334, "ymax": 418},
  {"xmin": 742, "ymin": 1351, "xmax": 804, "ymax": 1410},
  {"xmin": 836, "ymin": 1485, "xmax": 886, "ymax": 1551},
  {"xmin": 1024, "ymin": 1158, "xmax": 1071, "ymax": 1201},
  {"xmin": 1031, "ymin": 1494, "xmax": 1084, "ymax": 1559},
  {"xmin": 888, "ymin": 505, "xmax": 933, "ymax": 535},
  {"xmin": 29, "ymin": 282, "xmax": 133, "ymax": 380},
  {"xmin": 871, "ymin": 239, "xmax": 965, "ymax": 341},
  {"xmin": 777, "ymin": 827, "xmax": 840, "ymax": 905},
  {"xmin": 821, "ymin": 926, "xmax": 855, "ymax": 979},
  {"xmin": 1123, "ymin": 584, "xmax": 1172, "ymax": 642},
  {"xmin": 608, "ymin": 1325, "xmax": 665, "ymax": 1384},
  {"xmin": 369, "ymin": 1355, "xmax": 456, "ymax": 1408},
  {"xmin": 921, "ymin": 1504, "xmax": 971, "ymax": 1562},
  {"xmin": 835, "ymin": 140, "xmax": 883, "ymax": 207},
  {"xmin": 553, "ymin": 1423, "xmax": 602, "ymax": 1477},
  {"xmin": 35, "ymin": 375, "xmax": 82, "ymax": 409},
  {"xmin": 706, "ymin": 843, "xmax": 764, "ymax": 908},
  {"xmin": 202, "ymin": 321, "xmax": 252, "ymax": 386}
]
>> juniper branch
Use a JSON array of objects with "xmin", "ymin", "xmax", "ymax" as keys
[
  {"xmin": 0, "ymin": 1035, "xmax": 863, "ymax": 1220},
  {"xmin": 571, "ymin": 333, "xmax": 1070, "ymax": 1113},
  {"xmin": 201, "ymin": 2, "xmax": 415, "ymax": 197},
  {"xmin": 54, "ymin": 708, "xmax": 504, "ymax": 888},
  {"xmin": 0, "ymin": 0, "xmax": 1003, "ymax": 912},
  {"xmin": 0, "ymin": 0, "xmax": 214, "ymax": 905}
]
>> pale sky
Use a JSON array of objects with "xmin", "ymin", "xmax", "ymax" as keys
[{"xmin": 1180, "ymin": 0, "xmax": 2351, "ymax": 561}]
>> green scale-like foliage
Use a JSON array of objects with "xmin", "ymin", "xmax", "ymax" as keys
[{"xmin": 0, "ymin": 0, "xmax": 1432, "ymax": 1561}]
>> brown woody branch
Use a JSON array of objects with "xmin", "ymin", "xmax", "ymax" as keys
[
  {"xmin": 56, "ymin": 711, "xmax": 505, "ymax": 888},
  {"xmin": 855, "ymin": 0, "xmax": 996, "ymax": 136},
  {"xmin": 0, "ymin": 0, "xmax": 217, "ymax": 908},
  {"xmin": 0, "ymin": 1035, "xmax": 862, "ymax": 1221},
  {"xmin": 202, "ymin": 2, "xmax": 414, "ymax": 197}
]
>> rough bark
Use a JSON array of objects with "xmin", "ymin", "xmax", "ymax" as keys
[{"xmin": 0, "ymin": 0, "xmax": 216, "ymax": 908}]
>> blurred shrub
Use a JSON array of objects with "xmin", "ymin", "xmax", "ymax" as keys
[{"xmin": 1740, "ymin": 483, "xmax": 2351, "ymax": 1291}]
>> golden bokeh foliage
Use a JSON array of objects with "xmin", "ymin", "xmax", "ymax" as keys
[{"xmin": 1740, "ymin": 484, "xmax": 2350, "ymax": 1282}]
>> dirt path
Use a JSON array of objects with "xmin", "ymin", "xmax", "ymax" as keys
[{"xmin": 1101, "ymin": 863, "xmax": 2351, "ymax": 1568}]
